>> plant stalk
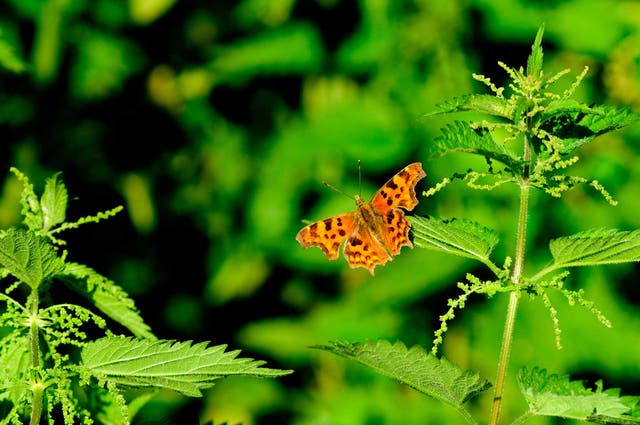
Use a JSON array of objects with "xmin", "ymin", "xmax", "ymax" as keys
[
  {"xmin": 490, "ymin": 137, "xmax": 531, "ymax": 425},
  {"xmin": 28, "ymin": 289, "xmax": 44, "ymax": 425},
  {"xmin": 29, "ymin": 290, "xmax": 40, "ymax": 368}
]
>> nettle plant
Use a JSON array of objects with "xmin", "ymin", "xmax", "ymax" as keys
[
  {"xmin": 314, "ymin": 27, "xmax": 640, "ymax": 424},
  {"xmin": 0, "ymin": 168, "xmax": 291, "ymax": 424}
]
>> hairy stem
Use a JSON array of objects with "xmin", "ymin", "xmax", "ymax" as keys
[
  {"xmin": 29, "ymin": 291, "xmax": 40, "ymax": 368},
  {"xmin": 28, "ymin": 289, "xmax": 44, "ymax": 425},
  {"xmin": 490, "ymin": 138, "xmax": 531, "ymax": 425},
  {"xmin": 30, "ymin": 383, "xmax": 44, "ymax": 425}
]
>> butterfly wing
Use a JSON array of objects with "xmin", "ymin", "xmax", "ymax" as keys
[
  {"xmin": 369, "ymin": 162, "xmax": 426, "ymax": 214},
  {"xmin": 368, "ymin": 162, "xmax": 425, "ymax": 257},
  {"xmin": 343, "ymin": 224, "xmax": 392, "ymax": 276},
  {"xmin": 380, "ymin": 208, "xmax": 413, "ymax": 255},
  {"xmin": 297, "ymin": 163, "xmax": 426, "ymax": 275},
  {"xmin": 296, "ymin": 212, "xmax": 358, "ymax": 260}
]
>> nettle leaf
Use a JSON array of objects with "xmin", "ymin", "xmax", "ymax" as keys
[
  {"xmin": 540, "ymin": 99, "xmax": 598, "ymax": 123},
  {"xmin": 540, "ymin": 104, "xmax": 640, "ymax": 154},
  {"xmin": 579, "ymin": 105, "xmax": 640, "ymax": 133},
  {"xmin": 60, "ymin": 262, "xmax": 154, "ymax": 339},
  {"xmin": 81, "ymin": 336, "xmax": 293, "ymax": 397},
  {"xmin": 313, "ymin": 340, "xmax": 491, "ymax": 411},
  {"xmin": 549, "ymin": 229, "xmax": 640, "ymax": 269},
  {"xmin": 526, "ymin": 24, "xmax": 544, "ymax": 76},
  {"xmin": 519, "ymin": 367, "xmax": 640, "ymax": 423},
  {"xmin": 0, "ymin": 229, "xmax": 64, "ymax": 288},
  {"xmin": 428, "ymin": 95, "xmax": 511, "ymax": 119},
  {"xmin": 410, "ymin": 216, "xmax": 499, "ymax": 270},
  {"xmin": 432, "ymin": 121, "xmax": 521, "ymax": 169},
  {"xmin": 11, "ymin": 167, "xmax": 42, "ymax": 231},
  {"xmin": 0, "ymin": 330, "xmax": 30, "ymax": 404},
  {"xmin": 40, "ymin": 173, "xmax": 68, "ymax": 231}
]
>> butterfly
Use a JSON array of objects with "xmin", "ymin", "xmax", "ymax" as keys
[{"xmin": 296, "ymin": 162, "xmax": 426, "ymax": 275}]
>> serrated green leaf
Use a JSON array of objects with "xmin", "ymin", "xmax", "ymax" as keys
[
  {"xmin": 539, "ymin": 104, "xmax": 640, "ymax": 154},
  {"xmin": 40, "ymin": 173, "xmax": 67, "ymax": 231},
  {"xmin": 410, "ymin": 216, "xmax": 499, "ymax": 271},
  {"xmin": 60, "ymin": 262, "xmax": 155, "ymax": 339},
  {"xmin": 549, "ymin": 229, "xmax": 640, "ymax": 269},
  {"xmin": 0, "ymin": 229, "xmax": 64, "ymax": 288},
  {"xmin": 577, "ymin": 105, "xmax": 640, "ymax": 137},
  {"xmin": 427, "ymin": 95, "xmax": 511, "ymax": 119},
  {"xmin": 313, "ymin": 340, "xmax": 491, "ymax": 412},
  {"xmin": 431, "ymin": 121, "xmax": 521, "ymax": 169},
  {"xmin": 542, "ymin": 99, "xmax": 596, "ymax": 116},
  {"xmin": 81, "ymin": 336, "xmax": 293, "ymax": 397},
  {"xmin": 518, "ymin": 367, "xmax": 640, "ymax": 423},
  {"xmin": 526, "ymin": 24, "xmax": 545, "ymax": 76},
  {"xmin": 11, "ymin": 167, "xmax": 42, "ymax": 231},
  {"xmin": 0, "ymin": 330, "xmax": 30, "ymax": 404}
]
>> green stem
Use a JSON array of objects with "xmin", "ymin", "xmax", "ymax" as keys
[
  {"xmin": 30, "ymin": 383, "xmax": 44, "ymax": 425},
  {"xmin": 28, "ymin": 289, "xmax": 44, "ymax": 425},
  {"xmin": 490, "ymin": 139, "xmax": 532, "ymax": 425},
  {"xmin": 29, "ymin": 291, "xmax": 40, "ymax": 368}
]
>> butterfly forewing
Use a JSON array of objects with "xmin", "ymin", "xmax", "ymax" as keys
[
  {"xmin": 296, "ymin": 212, "xmax": 357, "ymax": 260},
  {"xmin": 369, "ymin": 162, "xmax": 426, "ymax": 214}
]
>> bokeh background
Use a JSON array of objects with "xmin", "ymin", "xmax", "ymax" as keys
[{"xmin": 1, "ymin": 0, "xmax": 640, "ymax": 424}]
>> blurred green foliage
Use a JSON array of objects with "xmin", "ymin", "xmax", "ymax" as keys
[{"xmin": 0, "ymin": 0, "xmax": 639, "ymax": 424}]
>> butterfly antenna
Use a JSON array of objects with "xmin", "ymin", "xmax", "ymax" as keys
[
  {"xmin": 357, "ymin": 160, "xmax": 362, "ymax": 196},
  {"xmin": 321, "ymin": 181, "xmax": 353, "ymax": 200}
]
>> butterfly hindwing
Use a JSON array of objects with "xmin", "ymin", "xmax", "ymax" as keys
[
  {"xmin": 380, "ymin": 208, "xmax": 413, "ymax": 255},
  {"xmin": 343, "ymin": 224, "xmax": 391, "ymax": 275}
]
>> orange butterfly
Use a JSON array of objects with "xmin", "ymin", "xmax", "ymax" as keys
[{"xmin": 296, "ymin": 162, "xmax": 426, "ymax": 275}]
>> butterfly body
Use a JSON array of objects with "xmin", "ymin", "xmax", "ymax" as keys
[{"xmin": 297, "ymin": 163, "xmax": 426, "ymax": 275}]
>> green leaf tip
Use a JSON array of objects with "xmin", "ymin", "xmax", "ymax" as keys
[
  {"xmin": 313, "ymin": 340, "xmax": 491, "ymax": 408},
  {"xmin": 526, "ymin": 24, "xmax": 545, "ymax": 76},
  {"xmin": 10, "ymin": 166, "xmax": 123, "ymax": 244},
  {"xmin": 81, "ymin": 336, "xmax": 293, "ymax": 397},
  {"xmin": 41, "ymin": 172, "xmax": 68, "ymax": 231},
  {"xmin": 519, "ymin": 367, "xmax": 640, "ymax": 423}
]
